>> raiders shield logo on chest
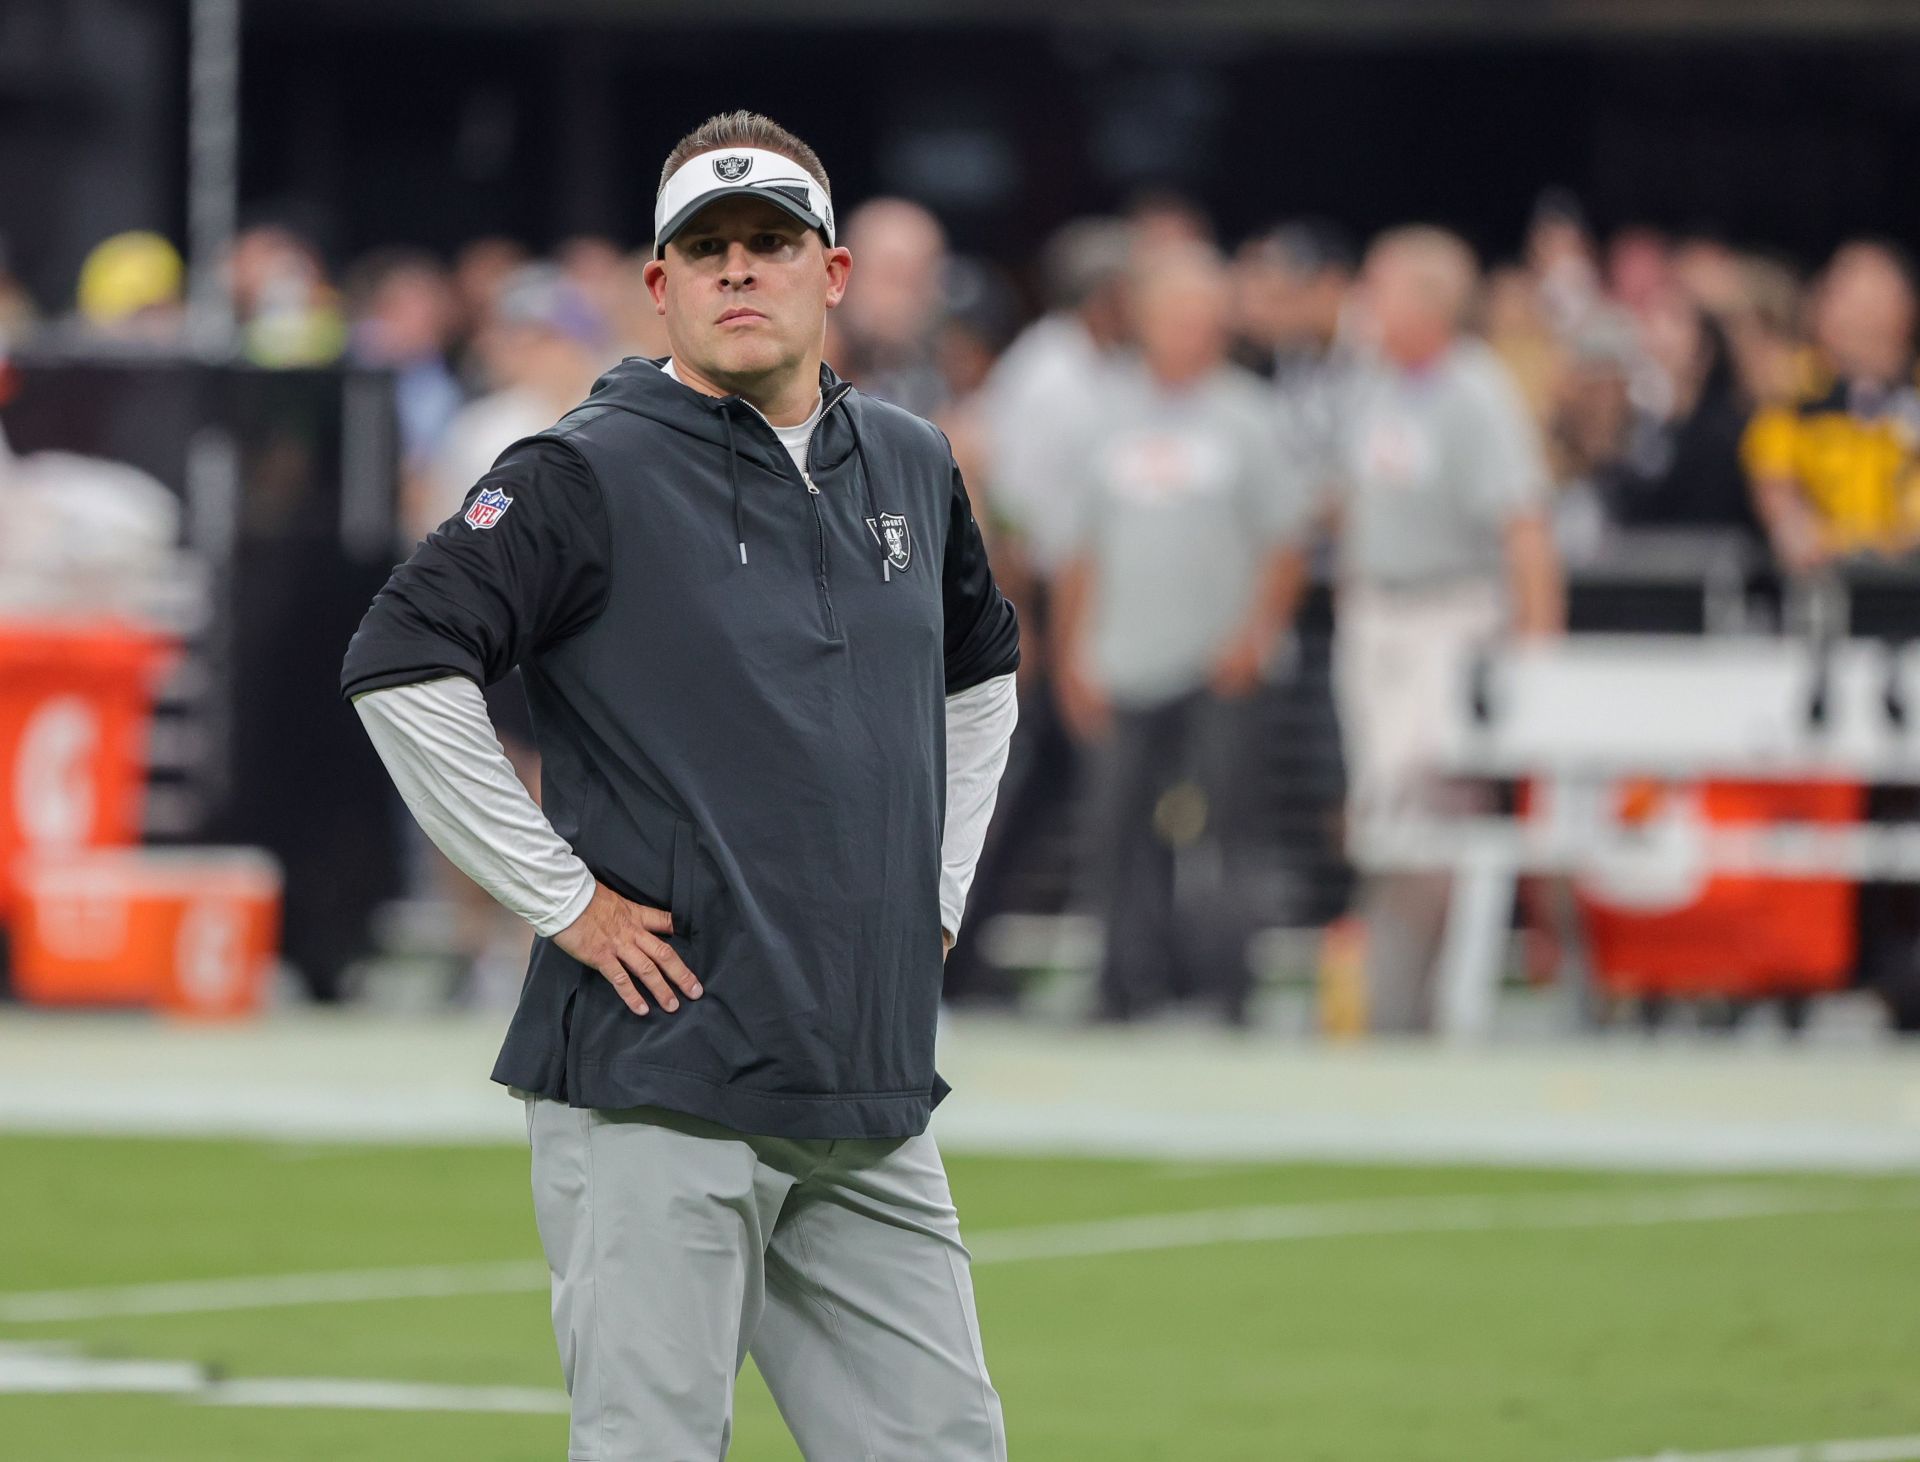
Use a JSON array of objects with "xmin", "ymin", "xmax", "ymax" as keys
[{"xmin": 866, "ymin": 512, "xmax": 912, "ymax": 571}]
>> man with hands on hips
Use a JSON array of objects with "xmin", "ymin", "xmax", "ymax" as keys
[{"xmin": 341, "ymin": 109, "xmax": 1018, "ymax": 1461}]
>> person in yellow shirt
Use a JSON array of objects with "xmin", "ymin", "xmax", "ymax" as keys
[{"xmin": 1744, "ymin": 241, "xmax": 1920, "ymax": 574}]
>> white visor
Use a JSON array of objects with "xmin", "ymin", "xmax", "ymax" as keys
[{"xmin": 653, "ymin": 147, "xmax": 835, "ymax": 259}]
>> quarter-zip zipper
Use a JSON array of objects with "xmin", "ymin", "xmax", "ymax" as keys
[
  {"xmin": 795, "ymin": 384, "xmax": 854, "ymax": 641},
  {"xmin": 800, "ymin": 469, "xmax": 837, "ymax": 638},
  {"xmin": 726, "ymin": 382, "xmax": 853, "ymax": 640}
]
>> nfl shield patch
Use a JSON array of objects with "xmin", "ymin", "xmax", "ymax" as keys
[
  {"xmin": 464, "ymin": 486, "xmax": 513, "ymax": 530},
  {"xmin": 865, "ymin": 512, "xmax": 912, "ymax": 571}
]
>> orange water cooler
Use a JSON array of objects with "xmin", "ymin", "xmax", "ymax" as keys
[
  {"xmin": 0, "ymin": 618, "xmax": 177, "ymax": 919},
  {"xmin": 12, "ymin": 848, "xmax": 282, "ymax": 1017},
  {"xmin": 1571, "ymin": 779, "xmax": 1863, "ymax": 999},
  {"xmin": 0, "ymin": 617, "xmax": 284, "ymax": 1017}
]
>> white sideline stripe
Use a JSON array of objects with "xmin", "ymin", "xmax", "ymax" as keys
[
  {"xmin": 199, "ymin": 1377, "xmax": 570, "ymax": 1415},
  {"xmin": 6, "ymin": 1183, "xmax": 1917, "ymax": 1325},
  {"xmin": 1589, "ymin": 1435, "xmax": 1920, "ymax": 1462}
]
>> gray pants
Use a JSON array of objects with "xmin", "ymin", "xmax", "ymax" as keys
[{"xmin": 522, "ymin": 1095, "xmax": 1007, "ymax": 1462}]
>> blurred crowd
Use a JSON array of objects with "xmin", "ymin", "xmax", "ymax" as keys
[
  {"xmin": 18, "ymin": 190, "xmax": 1920, "ymax": 576},
  {"xmin": 19, "ymin": 185, "xmax": 1920, "ymax": 1026}
]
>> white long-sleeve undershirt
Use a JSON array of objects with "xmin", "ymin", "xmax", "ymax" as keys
[
  {"xmin": 353, "ymin": 669, "xmax": 1019, "ymax": 945},
  {"xmin": 354, "ymin": 675, "xmax": 596, "ymax": 937},
  {"xmin": 938, "ymin": 670, "xmax": 1018, "ymax": 937}
]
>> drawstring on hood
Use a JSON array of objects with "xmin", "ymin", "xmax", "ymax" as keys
[
  {"xmin": 581, "ymin": 356, "xmax": 892, "ymax": 580},
  {"xmin": 718, "ymin": 379, "xmax": 892, "ymax": 582}
]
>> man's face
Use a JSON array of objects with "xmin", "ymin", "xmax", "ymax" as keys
[
  {"xmin": 840, "ymin": 201, "xmax": 944, "ymax": 348},
  {"xmin": 1816, "ymin": 253, "xmax": 1916, "ymax": 385},
  {"xmin": 642, "ymin": 193, "xmax": 851, "ymax": 388},
  {"xmin": 1134, "ymin": 270, "xmax": 1229, "ymax": 381},
  {"xmin": 1234, "ymin": 249, "xmax": 1344, "ymax": 349},
  {"xmin": 1361, "ymin": 251, "xmax": 1454, "ymax": 367}
]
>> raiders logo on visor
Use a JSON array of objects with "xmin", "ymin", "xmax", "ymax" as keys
[{"xmin": 654, "ymin": 147, "xmax": 835, "ymax": 258}]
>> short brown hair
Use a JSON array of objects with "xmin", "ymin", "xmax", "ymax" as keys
[{"xmin": 658, "ymin": 111, "xmax": 830, "ymax": 201}]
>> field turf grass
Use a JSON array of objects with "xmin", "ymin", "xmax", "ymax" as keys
[{"xmin": 3, "ymin": 1134, "xmax": 1918, "ymax": 1461}]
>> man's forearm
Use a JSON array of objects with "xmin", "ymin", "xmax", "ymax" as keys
[
  {"xmin": 1504, "ymin": 514, "xmax": 1565, "ymax": 638},
  {"xmin": 1245, "ymin": 541, "xmax": 1310, "ymax": 645},
  {"xmin": 1753, "ymin": 475, "xmax": 1828, "ymax": 572},
  {"xmin": 353, "ymin": 675, "xmax": 596, "ymax": 937},
  {"xmin": 940, "ymin": 671, "xmax": 1019, "ymax": 944},
  {"xmin": 1049, "ymin": 557, "xmax": 1093, "ymax": 674}
]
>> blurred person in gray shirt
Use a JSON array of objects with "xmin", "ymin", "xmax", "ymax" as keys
[
  {"xmin": 1324, "ymin": 226, "xmax": 1564, "ymax": 1032},
  {"xmin": 1053, "ymin": 243, "xmax": 1312, "ymax": 1025}
]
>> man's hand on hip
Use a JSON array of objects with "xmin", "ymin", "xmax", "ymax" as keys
[{"xmin": 554, "ymin": 881, "xmax": 703, "ymax": 1016}]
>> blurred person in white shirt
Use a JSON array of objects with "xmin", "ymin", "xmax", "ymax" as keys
[
  {"xmin": 1323, "ymin": 226, "xmax": 1564, "ymax": 1032},
  {"xmin": 977, "ymin": 218, "xmax": 1133, "ymax": 580}
]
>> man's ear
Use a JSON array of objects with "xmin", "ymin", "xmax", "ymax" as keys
[
  {"xmin": 642, "ymin": 257, "xmax": 669, "ymax": 315},
  {"xmin": 823, "ymin": 245, "xmax": 853, "ymax": 310}
]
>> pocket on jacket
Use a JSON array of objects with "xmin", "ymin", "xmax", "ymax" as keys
[{"xmin": 669, "ymin": 818, "xmax": 698, "ymax": 938}]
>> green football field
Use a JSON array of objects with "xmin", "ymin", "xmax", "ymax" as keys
[{"xmin": 3, "ymin": 1133, "xmax": 1918, "ymax": 1462}]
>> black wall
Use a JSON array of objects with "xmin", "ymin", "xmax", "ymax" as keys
[
  {"xmin": 231, "ymin": 23, "xmax": 1920, "ymax": 279},
  {"xmin": 9, "ymin": 5, "xmax": 1920, "ymax": 311}
]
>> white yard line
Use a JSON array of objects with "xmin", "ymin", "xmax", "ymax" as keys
[
  {"xmin": 6, "ymin": 1182, "xmax": 1917, "ymax": 1325},
  {"xmin": 1587, "ymin": 1435, "xmax": 1920, "ymax": 1462},
  {"xmin": 10, "ymin": 1331, "xmax": 1920, "ymax": 1445},
  {"xmin": 0, "ymin": 1341, "xmax": 568, "ymax": 1414},
  {"xmin": 0, "ymin": 1341, "xmax": 204, "ymax": 1395},
  {"xmin": 964, "ymin": 1182, "xmax": 1919, "ymax": 1264},
  {"xmin": 0, "ymin": 1260, "xmax": 547, "ymax": 1325}
]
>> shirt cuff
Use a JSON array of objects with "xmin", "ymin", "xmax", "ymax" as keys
[{"xmin": 534, "ymin": 864, "xmax": 599, "ymax": 938}]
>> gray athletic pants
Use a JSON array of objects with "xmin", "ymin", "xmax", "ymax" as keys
[{"xmin": 520, "ymin": 1094, "xmax": 1008, "ymax": 1462}]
